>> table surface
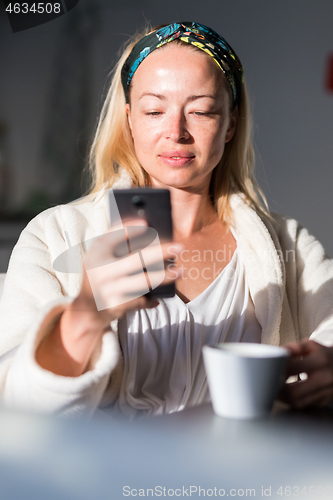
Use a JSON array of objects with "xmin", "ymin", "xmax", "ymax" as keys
[{"xmin": 0, "ymin": 402, "xmax": 333, "ymax": 500}]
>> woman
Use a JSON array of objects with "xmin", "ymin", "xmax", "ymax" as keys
[{"xmin": 1, "ymin": 22, "xmax": 333, "ymax": 417}]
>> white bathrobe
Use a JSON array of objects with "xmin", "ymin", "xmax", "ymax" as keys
[{"xmin": 1, "ymin": 170, "xmax": 333, "ymax": 417}]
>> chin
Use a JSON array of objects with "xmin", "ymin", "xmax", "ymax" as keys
[
  {"xmin": 148, "ymin": 170, "xmax": 203, "ymax": 189},
  {"xmin": 150, "ymin": 176, "xmax": 193, "ymax": 190}
]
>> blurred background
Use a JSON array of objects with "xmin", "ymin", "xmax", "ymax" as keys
[{"xmin": 0, "ymin": 0, "xmax": 332, "ymax": 272}]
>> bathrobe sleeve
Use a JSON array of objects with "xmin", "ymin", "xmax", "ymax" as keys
[
  {"xmin": 0, "ymin": 206, "xmax": 121, "ymax": 418},
  {"xmin": 296, "ymin": 224, "xmax": 333, "ymax": 346},
  {"xmin": 274, "ymin": 214, "xmax": 333, "ymax": 346}
]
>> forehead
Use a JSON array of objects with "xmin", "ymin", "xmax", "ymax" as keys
[{"xmin": 129, "ymin": 43, "xmax": 228, "ymax": 97}]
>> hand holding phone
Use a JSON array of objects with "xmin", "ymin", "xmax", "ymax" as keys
[{"xmin": 109, "ymin": 188, "xmax": 175, "ymax": 299}]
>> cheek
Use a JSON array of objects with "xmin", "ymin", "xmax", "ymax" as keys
[
  {"xmin": 132, "ymin": 130, "xmax": 161, "ymax": 167},
  {"xmin": 200, "ymin": 122, "xmax": 226, "ymax": 157},
  {"xmin": 131, "ymin": 117, "xmax": 159, "ymax": 150},
  {"xmin": 132, "ymin": 130, "xmax": 156, "ymax": 156}
]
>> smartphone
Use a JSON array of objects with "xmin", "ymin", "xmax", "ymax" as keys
[{"xmin": 109, "ymin": 188, "xmax": 175, "ymax": 299}]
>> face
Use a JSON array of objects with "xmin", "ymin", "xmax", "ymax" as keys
[{"xmin": 126, "ymin": 43, "xmax": 237, "ymax": 193}]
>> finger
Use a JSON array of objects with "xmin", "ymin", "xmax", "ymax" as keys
[
  {"xmin": 141, "ymin": 242, "xmax": 183, "ymax": 265},
  {"xmin": 110, "ymin": 219, "xmax": 148, "ymax": 231},
  {"xmin": 95, "ymin": 265, "xmax": 182, "ymax": 307},
  {"xmin": 294, "ymin": 386, "xmax": 333, "ymax": 409},
  {"xmin": 113, "ymin": 220, "xmax": 150, "ymax": 256},
  {"xmin": 110, "ymin": 236, "xmax": 182, "ymax": 267},
  {"xmin": 283, "ymin": 383, "xmax": 333, "ymax": 409},
  {"xmin": 85, "ymin": 230, "xmax": 128, "ymax": 266},
  {"xmin": 161, "ymin": 242, "xmax": 184, "ymax": 259},
  {"xmin": 297, "ymin": 339, "xmax": 319, "ymax": 355},
  {"xmin": 145, "ymin": 298, "xmax": 160, "ymax": 309},
  {"xmin": 284, "ymin": 338, "xmax": 314, "ymax": 357},
  {"xmin": 286, "ymin": 344, "xmax": 329, "ymax": 376},
  {"xmin": 280, "ymin": 367, "xmax": 333, "ymax": 407},
  {"xmin": 85, "ymin": 227, "xmax": 152, "ymax": 269},
  {"xmin": 89, "ymin": 224, "xmax": 149, "ymax": 258},
  {"xmin": 110, "ymin": 265, "xmax": 181, "ymax": 294},
  {"xmin": 120, "ymin": 242, "xmax": 182, "ymax": 275},
  {"xmin": 123, "ymin": 219, "xmax": 148, "ymax": 227},
  {"xmin": 87, "ymin": 244, "xmax": 182, "ymax": 284},
  {"xmin": 101, "ymin": 284, "xmax": 163, "ymax": 316},
  {"xmin": 85, "ymin": 253, "xmax": 142, "ymax": 280},
  {"xmin": 85, "ymin": 247, "xmax": 182, "ymax": 310},
  {"xmin": 284, "ymin": 341, "xmax": 306, "ymax": 357}
]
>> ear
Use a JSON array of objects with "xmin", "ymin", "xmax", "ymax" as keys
[
  {"xmin": 225, "ymin": 106, "xmax": 238, "ymax": 143},
  {"xmin": 125, "ymin": 103, "xmax": 133, "ymax": 137}
]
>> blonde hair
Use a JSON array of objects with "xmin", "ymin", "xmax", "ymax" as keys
[{"xmin": 88, "ymin": 25, "xmax": 269, "ymax": 223}]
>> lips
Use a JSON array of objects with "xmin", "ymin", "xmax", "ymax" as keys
[{"xmin": 159, "ymin": 151, "xmax": 195, "ymax": 167}]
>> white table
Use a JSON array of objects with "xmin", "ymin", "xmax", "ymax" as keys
[{"xmin": 0, "ymin": 403, "xmax": 332, "ymax": 499}]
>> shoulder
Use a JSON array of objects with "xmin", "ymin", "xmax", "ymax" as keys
[
  {"xmin": 19, "ymin": 192, "xmax": 101, "ymax": 242},
  {"xmin": 15, "ymin": 169, "xmax": 133, "ymax": 259},
  {"xmin": 230, "ymin": 193, "xmax": 328, "ymax": 257},
  {"xmin": 269, "ymin": 212, "xmax": 301, "ymax": 237},
  {"xmin": 230, "ymin": 193, "xmax": 300, "ymax": 241},
  {"xmin": 259, "ymin": 215, "xmax": 332, "ymax": 283},
  {"xmin": 268, "ymin": 212, "xmax": 329, "ymax": 261},
  {"xmin": 24, "ymin": 167, "xmax": 133, "ymax": 236}
]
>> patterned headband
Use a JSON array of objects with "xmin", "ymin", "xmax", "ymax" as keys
[{"xmin": 121, "ymin": 22, "xmax": 244, "ymax": 108}]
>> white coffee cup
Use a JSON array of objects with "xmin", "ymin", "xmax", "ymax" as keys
[{"xmin": 202, "ymin": 343, "xmax": 290, "ymax": 419}]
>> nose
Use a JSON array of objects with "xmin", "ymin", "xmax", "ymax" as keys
[{"xmin": 165, "ymin": 112, "xmax": 190, "ymax": 142}]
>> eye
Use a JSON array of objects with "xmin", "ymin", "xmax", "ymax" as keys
[
  {"xmin": 193, "ymin": 111, "xmax": 210, "ymax": 116},
  {"xmin": 145, "ymin": 111, "xmax": 162, "ymax": 116}
]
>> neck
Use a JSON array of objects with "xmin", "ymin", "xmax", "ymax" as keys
[{"xmin": 168, "ymin": 186, "xmax": 220, "ymax": 238}]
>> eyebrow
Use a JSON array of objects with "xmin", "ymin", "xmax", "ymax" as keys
[
  {"xmin": 188, "ymin": 94, "xmax": 217, "ymax": 102},
  {"xmin": 139, "ymin": 92, "xmax": 217, "ymax": 101},
  {"xmin": 139, "ymin": 92, "xmax": 166, "ymax": 100}
]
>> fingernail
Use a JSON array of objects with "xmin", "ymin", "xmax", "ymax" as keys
[{"xmin": 172, "ymin": 244, "xmax": 184, "ymax": 252}]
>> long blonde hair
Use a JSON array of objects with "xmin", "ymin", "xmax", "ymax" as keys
[{"xmin": 88, "ymin": 25, "xmax": 269, "ymax": 222}]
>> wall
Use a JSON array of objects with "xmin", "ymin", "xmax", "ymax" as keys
[{"xmin": 0, "ymin": 0, "xmax": 332, "ymax": 271}]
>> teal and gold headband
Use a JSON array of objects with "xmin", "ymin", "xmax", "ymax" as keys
[{"xmin": 121, "ymin": 22, "xmax": 244, "ymax": 108}]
